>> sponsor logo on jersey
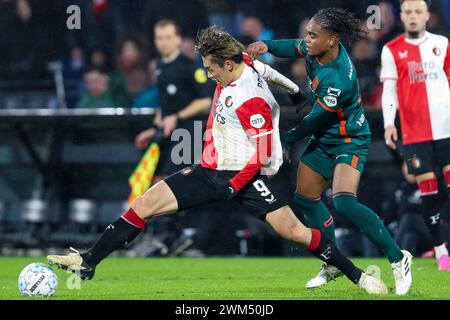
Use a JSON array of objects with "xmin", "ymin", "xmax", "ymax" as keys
[
  {"xmin": 356, "ymin": 114, "xmax": 366, "ymax": 127},
  {"xmin": 408, "ymin": 61, "xmax": 439, "ymax": 83},
  {"xmin": 225, "ymin": 96, "xmax": 233, "ymax": 107},
  {"xmin": 433, "ymin": 47, "xmax": 441, "ymax": 56},
  {"xmin": 250, "ymin": 114, "xmax": 266, "ymax": 129},
  {"xmin": 323, "ymin": 95, "xmax": 337, "ymax": 107},
  {"xmin": 399, "ymin": 50, "xmax": 408, "ymax": 59},
  {"xmin": 327, "ymin": 87, "xmax": 341, "ymax": 97}
]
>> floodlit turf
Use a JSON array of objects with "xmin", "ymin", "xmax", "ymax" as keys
[{"xmin": 1, "ymin": 257, "xmax": 449, "ymax": 300}]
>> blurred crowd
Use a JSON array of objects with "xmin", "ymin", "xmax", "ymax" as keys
[{"xmin": 0, "ymin": 0, "xmax": 449, "ymax": 110}]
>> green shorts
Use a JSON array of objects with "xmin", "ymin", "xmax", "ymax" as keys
[{"xmin": 300, "ymin": 138, "xmax": 370, "ymax": 180}]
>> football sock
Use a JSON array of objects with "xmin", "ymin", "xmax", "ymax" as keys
[
  {"xmin": 307, "ymin": 228, "xmax": 362, "ymax": 284},
  {"xmin": 294, "ymin": 193, "xmax": 337, "ymax": 245},
  {"xmin": 82, "ymin": 208, "xmax": 147, "ymax": 266},
  {"xmin": 419, "ymin": 178, "xmax": 445, "ymax": 247},
  {"xmin": 333, "ymin": 193, "xmax": 403, "ymax": 263}
]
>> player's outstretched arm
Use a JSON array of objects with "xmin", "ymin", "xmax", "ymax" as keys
[
  {"xmin": 252, "ymin": 58, "xmax": 298, "ymax": 94},
  {"xmin": 248, "ymin": 39, "xmax": 305, "ymax": 60},
  {"xmin": 250, "ymin": 57, "xmax": 308, "ymax": 112}
]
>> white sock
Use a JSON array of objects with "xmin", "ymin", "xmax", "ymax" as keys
[{"xmin": 435, "ymin": 243, "xmax": 449, "ymax": 259}]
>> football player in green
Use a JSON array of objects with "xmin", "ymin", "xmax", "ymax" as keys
[{"xmin": 248, "ymin": 8, "xmax": 412, "ymax": 295}]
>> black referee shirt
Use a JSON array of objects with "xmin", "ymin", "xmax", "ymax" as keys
[{"xmin": 156, "ymin": 53, "xmax": 211, "ymax": 118}]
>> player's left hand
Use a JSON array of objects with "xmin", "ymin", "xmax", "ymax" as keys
[
  {"xmin": 247, "ymin": 42, "xmax": 268, "ymax": 60},
  {"xmin": 289, "ymin": 89, "xmax": 308, "ymax": 113},
  {"xmin": 163, "ymin": 114, "xmax": 179, "ymax": 138}
]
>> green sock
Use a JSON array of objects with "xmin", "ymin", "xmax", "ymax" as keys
[
  {"xmin": 293, "ymin": 193, "xmax": 337, "ymax": 246},
  {"xmin": 333, "ymin": 194, "xmax": 403, "ymax": 263}
]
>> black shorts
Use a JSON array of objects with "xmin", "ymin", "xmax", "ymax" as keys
[
  {"xmin": 404, "ymin": 138, "xmax": 450, "ymax": 175},
  {"xmin": 164, "ymin": 164, "xmax": 288, "ymax": 221}
]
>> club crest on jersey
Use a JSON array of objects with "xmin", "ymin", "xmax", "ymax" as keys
[
  {"xmin": 225, "ymin": 96, "xmax": 233, "ymax": 108},
  {"xmin": 250, "ymin": 114, "xmax": 266, "ymax": 129},
  {"xmin": 323, "ymin": 95, "xmax": 337, "ymax": 107},
  {"xmin": 433, "ymin": 47, "xmax": 441, "ymax": 56},
  {"xmin": 398, "ymin": 50, "xmax": 408, "ymax": 59},
  {"xmin": 327, "ymin": 87, "xmax": 341, "ymax": 97}
]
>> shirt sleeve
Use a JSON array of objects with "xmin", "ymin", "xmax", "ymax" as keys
[
  {"xmin": 262, "ymin": 39, "xmax": 306, "ymax": 58},
  {"xmin": 381, "ymin": 79, "xmax": 399, "ymax": 128},
  {"xmin": 380, "ymin": 45, "xmax": 398, "ymax": 81},
  {"xmin": 252, "ymin": 58, "xmax": 299, "ymax": 94},
  {"xmin": 229, "ymin": 97, "xmax": 273, "ymax": 192},
  {"xmin": 443, "ymin": 41, "xmax": 450, "ymax": 82},
  {"xmin": 285, "ymin": 80, "xmax": 342, "ymax": 141}
]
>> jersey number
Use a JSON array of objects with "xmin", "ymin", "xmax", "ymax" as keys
[{"xmin": 253, "ymin": 180, "xmax": 275, "ymax": 203}]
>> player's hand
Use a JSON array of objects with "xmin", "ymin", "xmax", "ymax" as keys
[
  {"xmin": 384, "ymin": 124, "xmax": 398, "ymax": 150},
  {"xmin": 162, "ymin": 114, "xmax": 179, "ymax": 138},
  {"xmin": 289, "ymin": 89, "xmax": 308, "ymax": 113},
  {"xmin": 282, "ymin": 128, "xmax": 299, "ymax": 163},
  {"xmin": 135, "ymin": 128, "xmax": 157, "ymax": 150},
  {"xmin": 247, "ymin": 42, "xmax": 268, "ymax": 60}
]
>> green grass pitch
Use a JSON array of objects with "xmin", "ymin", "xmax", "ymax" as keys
[{"xmin": 1, "ymin": 257, "xmax": 449, "ymax": 300}]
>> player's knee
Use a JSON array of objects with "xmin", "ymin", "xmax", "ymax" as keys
[
  {"xmin": 295, "ymin": 187, "xmax": 321, "ymax": 199},
  {"xmin": 294, "ymin": 192, "xmax": 318, "ymax": 209},
  {"xmin": 332, "ymin": 195, "xmax": 355, "ymax": 215}
]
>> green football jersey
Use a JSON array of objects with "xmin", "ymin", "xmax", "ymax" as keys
[{"xmin": 263, "ymin": 39, "xmax": 371, "ymax": 146}]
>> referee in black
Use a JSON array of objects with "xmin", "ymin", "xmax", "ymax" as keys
[
  {"xmin": 135, "ymin": 19, "xmax": 212, "ymax": 179},
  {"xmin": 134, "ymin": 19, "xmax": 212, "ymax": 254}
]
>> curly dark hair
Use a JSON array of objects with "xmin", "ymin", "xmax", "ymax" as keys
[
  {"xmin": 195, "ymin": 26, "xmax": 244, "ymax": 67},
  {"xmin": 312, "ymin": 8, "xmax": 368, "ymax": 45}
]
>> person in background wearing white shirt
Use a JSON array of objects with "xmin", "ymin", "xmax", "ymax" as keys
[{"xmin": 381, "ymin": 0, "xmax": 450, "ymax": 271}]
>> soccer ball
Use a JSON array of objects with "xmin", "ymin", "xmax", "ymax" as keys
[{"xmin": 18, "ymin": 263, "xmax": 58, "ymax": 297}]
